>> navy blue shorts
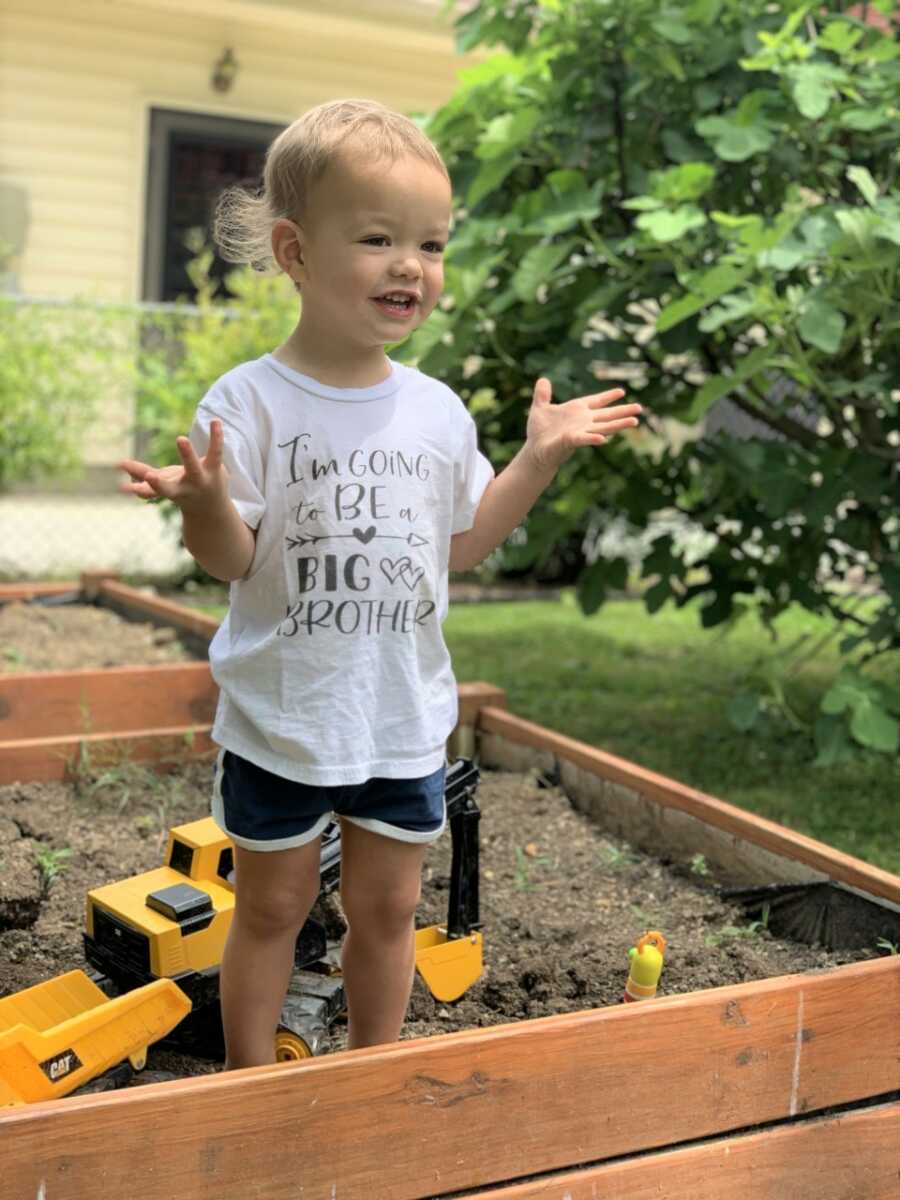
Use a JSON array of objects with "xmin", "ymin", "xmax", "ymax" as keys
[{"xmin": 212, "ymin": 750, "xmax": 447, "ymax": 852}]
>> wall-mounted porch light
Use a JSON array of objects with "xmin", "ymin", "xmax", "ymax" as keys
[{"xmin": 211, "ymin": 48, "xmax": 238, "ymax": 93}]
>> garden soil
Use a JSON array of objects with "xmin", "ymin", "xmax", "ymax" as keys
[{"xmin": 0, "ymin": 599, "xmax": 875, "ymax": 1092}]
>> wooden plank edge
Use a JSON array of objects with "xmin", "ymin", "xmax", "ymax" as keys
[
  {"xmin": 98, "ymin": 579, "xmax": 221, "ymax": 640},
  {"xmin": 3, "ymin": 956, "xmax": 898, "ymax": 1200},
  {"xmin": 478, "ymin": 707, "xmax": 900, "ymax": 906},
  {"xmin": 0, "ymin": 725, "xmax": 216, "ymax": 783},
  {"xmin": 0, "ymin": 660, "xmax": 213, "ymax": 688},
  {"xmin": 458, "ymin": 1099, "xmax": 900, "ymax": 1200},
  {"xmin": 0, "ymin": 581, "xmax": 81, "ymax": 602}
]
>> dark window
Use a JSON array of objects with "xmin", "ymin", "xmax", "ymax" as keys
[
  {"xmin": 217, "ymin": 847, "xmax": 234, "ymax": 883},
  {"xmin": 143, "ymin": 109, "xmax": 285, "ymax": 303},
  {"xmin": 168, "ymin": 838, "xmax": 195, "ymax": 877}
]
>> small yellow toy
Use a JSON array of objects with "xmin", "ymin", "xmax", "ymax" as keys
[{"xmin": 623, "ymin": 930, "xmax": 667, "ymax": 1002}]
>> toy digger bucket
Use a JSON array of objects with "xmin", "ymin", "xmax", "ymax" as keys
[
  {"xmin": 0, "ymin": 969, "xmax": 191, "ymax": 1106},
  {"xmin": 415, "ymin": 926, "xmax": 483, "ymax": 1003}
]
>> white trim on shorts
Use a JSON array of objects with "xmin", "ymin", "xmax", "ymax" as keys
[
  {"xmin": 341, "ymin": 802, "xmax": 447, "ymax": 845},
  {"xmin": 210, "ymin": 749, "xmax": 447, "ymax": 852}
]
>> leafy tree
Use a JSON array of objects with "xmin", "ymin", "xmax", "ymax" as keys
[{"xmin": 397, "ymin": 0, "xmax": 900, "ymax": 761}]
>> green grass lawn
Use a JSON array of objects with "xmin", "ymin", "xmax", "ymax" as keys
[
  {"xmin": 443, "ymin": 593, "xmax": 900, "ymax": 876},
  {"xmin": 185, "ymin": 589, "xmax": 898, "ymax": 875}
]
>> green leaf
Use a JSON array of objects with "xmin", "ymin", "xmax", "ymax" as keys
[
  {"xmin": 880, "ymin": 562, "xmax": 900, "ymax": 605},
  {"xmin": 654, "ymin": 15, "xmax": 693, "ymax": 44},
  {"xmin": 652, "ymin": 162, "xmax": 717, "ymax": 204},
  {"xmin": 788, "ymin": 64, "xmax": 840, "ymax": 120},
  {"xmin": 850, "ymin": 700, "xmax": 899, "ymax": 753},
  {"xmin": 698, "ymin": 291, "xmax": 757, "ymax": 332},
  {"xmin": 695, "ymin": 116, "xmax": 774, "ymax": 162},
  {"xmin": 797, "ymin": 294, "xmax": 846, "ymax": 355},
  {"xmin": 846, "ymin": 165, "xmax": 879, "ymax": 208},
  {"xmin": 510, "ymin": 238, "xmax": 579, "ymax": 301},
  {"xmin": 636, "ymin": 205, "xmax": 707, "ymax": 242},
  {"xmin": 813, "ymin": 714, "xmax": 856, "ymax": 767},
  {"xmin": 514, "ymin": 171, "xmax": 603, "ymax": 235},
  {"xmin": 817, "ymin": 21, "xmax": 863, "ymax": 55},
  {"xmin": 476, "ymin": 108, "xmax": 542, "ymax": 160},
  {"xmin": 839, "ymin": 108, "xmax": 891, "ymax": 131},
  {"xmin": 657, "ymin": 264, "xmax": 756, "ymax": 332},
  {"xmin": 758, "ymin": 235, "xmax": 808, "ymax": 271},
  {"xmin": 687, "ymin": 342, "xmax": 777, "ymax": 421},
  {"xmin": 728, "ymin": 692, "xmax": 762, "ymax": 732},
  {"xmin": 467, "ymin": 152, "xmax": 519, "ymax": 209},
  {"xmin": 875, "ymin": 218, "xmax": 900, "ymax": 248},
  {"xmin": 577, "ymin": 558, "xmax": 627, "ymax": 615},
  {"xmin": 657, "ymin": 45, "xmax": 687, "ymax": 80},
  {"xmin": 687, "ymin": 0, "xmax": 723, "ymax": 24},
  {"xmin": 621, "ymin": 196, "xmax": 664, "ymax": 211},
  {"xmin": 643, "ymin": 578, "xmax": 670, "ymax": 614}
]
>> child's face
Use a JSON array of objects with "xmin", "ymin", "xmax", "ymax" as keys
[{"xmin": 293, "ymin": 151, "xmax": 452, "ymax": 352}]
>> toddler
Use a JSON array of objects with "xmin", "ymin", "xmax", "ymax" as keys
[{"xmin": 119, "ymin": 98, "xmax": 642, "ymax": 1069}]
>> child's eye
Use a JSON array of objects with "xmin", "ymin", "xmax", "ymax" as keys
[{"xmin": 361, "ymin": 237, "xmax": 445, "ymax": 253}]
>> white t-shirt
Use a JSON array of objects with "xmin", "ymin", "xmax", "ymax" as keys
[{"xmin": 188, "ymin": 353, "xmax": 494, "ymax": 785}]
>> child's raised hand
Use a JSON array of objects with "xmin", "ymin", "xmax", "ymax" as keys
[
  {"xmin": 118, "ymin": 419, "xmax": 229, "ymax": 510},
  {"xmin": 524, "ymin": 378, "xmax": 643, "ymax": 473}
]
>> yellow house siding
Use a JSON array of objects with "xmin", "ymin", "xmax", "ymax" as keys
[
  {"xmin": 1, "ymin": 0, "xmax": 473, "ymax": 303},
  {"xmin": 1, "ymin": 0, "xmax": 475, "ymax": 470}
]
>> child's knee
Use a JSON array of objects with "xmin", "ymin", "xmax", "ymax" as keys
[
  {"xmin": 343, "ymin": 877, "xmax": 421, "ymax": 936},
  {"xmin": 235, "ymin": 879, "xmax": 318, "ymax": 937}
]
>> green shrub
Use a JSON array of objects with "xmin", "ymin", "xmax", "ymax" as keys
[
  {"xmin": 0, "ymin": 298, "xmax": 132, "ymax": 491},
  {"xmin": 136, "ymin": 243, "xmax": 298, "ymax": 466}
]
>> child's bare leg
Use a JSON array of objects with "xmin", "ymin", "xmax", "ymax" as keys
[
  {"xmin": 221, "ymin": 838, "xmax": 322, "ymax": 1070},
  {"xmin": 338, "ymin": 819, "xmax": 427, "ymax": 1049}
]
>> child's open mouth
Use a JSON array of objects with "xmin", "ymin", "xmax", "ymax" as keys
[{"xmin": 372, "ymin": 294, "xmax": 417, "ymax": 319}]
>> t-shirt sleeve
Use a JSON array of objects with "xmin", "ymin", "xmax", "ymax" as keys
[
  {"xmin": 188, "ymin": 392, "xmax": 266, "ymax": 530},
  {"xmin": 451, "ymin": 402, "xmax": 494, "ymax": 535}
]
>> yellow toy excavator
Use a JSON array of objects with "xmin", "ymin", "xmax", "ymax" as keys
[{"xmin": 83, "ymin": 758, "xmax": 484, "ymax": 1060}]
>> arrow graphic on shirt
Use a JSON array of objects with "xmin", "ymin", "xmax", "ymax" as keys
[{"xmin": 285, "ymin": 530, "xmax": 430, "ymax": 551}]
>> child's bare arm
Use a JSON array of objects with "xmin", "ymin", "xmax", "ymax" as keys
[
  {"xmin": 449, "ymin": 379, "xmax": 642, "ymax": 573},
  {"xmin": 118, "ymin": 419, "xmax": 257, "ymax": 582}
]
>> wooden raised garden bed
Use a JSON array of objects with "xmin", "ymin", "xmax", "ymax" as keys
[{"xmin": 1, "ymin": 575, "xmax": 898, "ymax": 1198}]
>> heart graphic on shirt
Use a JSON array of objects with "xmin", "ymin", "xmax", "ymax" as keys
[
  {"xmin": 380, "ymin": 556, "xmax": 425, "ymax": 591},
  {"xmin": 352, "ymin": 526, "xmax": 377, "ymax": 544}
]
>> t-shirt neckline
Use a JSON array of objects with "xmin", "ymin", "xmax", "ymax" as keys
[{"xmin": 263, "ymin": 353, "xmax": 402, "ymax": 402}]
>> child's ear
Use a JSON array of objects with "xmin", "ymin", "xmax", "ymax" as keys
[{"xmin": 272, "ymin": 218, "xmax": 305, "ymax": 283}]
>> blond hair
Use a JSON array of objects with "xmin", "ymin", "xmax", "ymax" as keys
[{"xmin": 214, "ymin": 98, "xmax": 449, "ymax": 273}]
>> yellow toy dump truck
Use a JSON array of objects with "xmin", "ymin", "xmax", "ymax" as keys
[
  {"xmin": 84, "ymin": 758, "xmax": 483, "ymax": 1060},
  {"xmin": 0, "ymin": 970, "xmax": 190, "ymax": 1106}
]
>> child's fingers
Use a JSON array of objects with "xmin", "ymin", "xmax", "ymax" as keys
[
  {"xmin": 117, "ymin": 458, "xmax": 154, "ymax": 481},
  {"xmin": 594, "ymin": 413, "xmax": 641, "ymax": 431},
  {"xmin": 118, "ymin": 478, "xmax": 160, "ymax": 500},
  {"xmin": 586, "ymin": 389, "xmax": 628, "ymax": 409},
  {"xmin": 592, "ymin": 403, "xmax": 643, "ymax": 422},
  {"xmin": 175, "ymin": 435, "xmax": 203, "ymax": 479},
  {"xmin": 203, "ymin": 420, "xmax": 224, "ymax": 471}
]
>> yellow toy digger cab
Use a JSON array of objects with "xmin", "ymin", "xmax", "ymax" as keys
[{"xmin": 84, "ymin": 758, "xmax": 483, "ymax": 1059}]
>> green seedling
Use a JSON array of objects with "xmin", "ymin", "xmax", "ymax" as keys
[
  {"xmin": 689, "ymin": 853, "xmax": 710, "ymax": 878},
  {"xmin": 514, "ymin": 845, "xmax": 552, "ymax": 892},
  {"xmin": 600, "ymin": 842, "xmax": 640, "ymax": 871},
  {"xmin": 704, "ymin": 920, "xmax": 765, "ymax": 948},
  {"xmin": 34, "ymin": 846, "xmax": 73, "ymax": 895},
  {"xmin": 876, "ymin": 937, "xmax": 899, "ymax": 956},
  {"xmin": 2, "ymin": 647, "xmax": 26, "ymax": 666}
]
